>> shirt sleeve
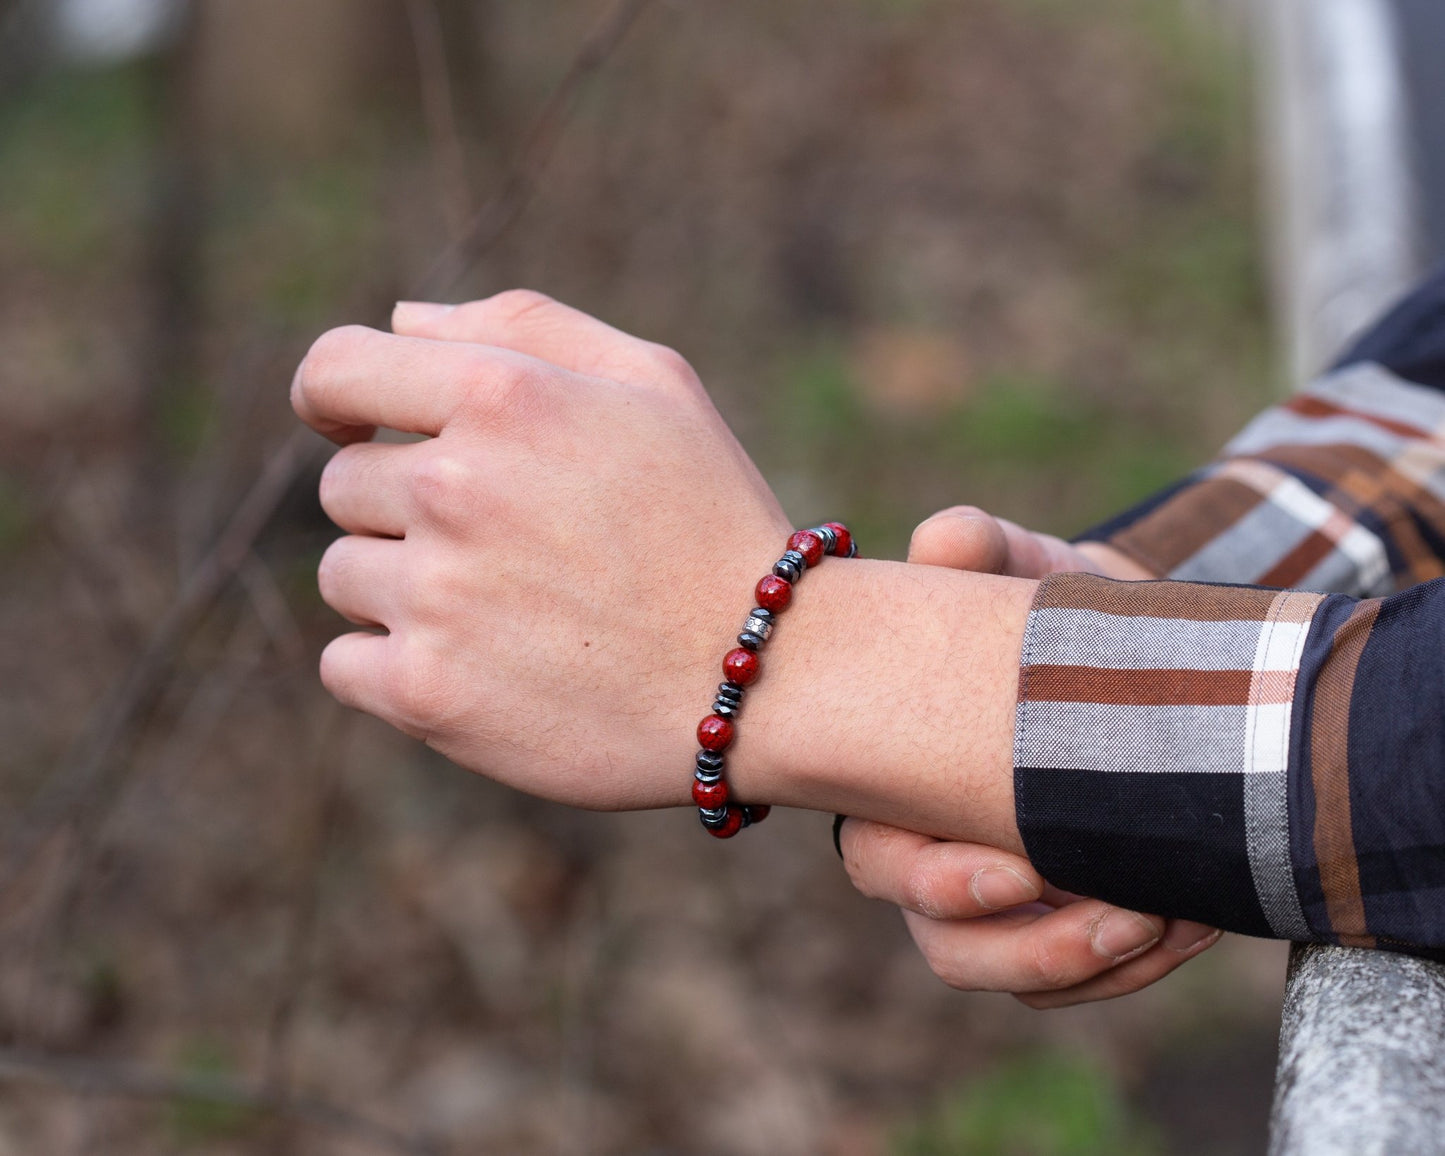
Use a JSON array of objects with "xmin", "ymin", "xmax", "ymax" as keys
[
  {"xmin": 1076, "ymin": 264, "xmax": 1445, "ymax": 596},
  {"xmin": 1014, "ymin": 270, "xmax": 1445, "ymax": 959},
  {"xmin": 1014, "ymin": 568, "xmax": 1445, "ymax": 960}
]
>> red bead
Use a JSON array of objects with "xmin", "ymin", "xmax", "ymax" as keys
[
  {"xmin": 693, "ymin": 778, "xmax": 729, "ymax": 808},
  {"xmin": 755, "ymin": 574, "xmax": 792, "ymax": 612},
  {"xmin": 723, "ymin": 647, "xmax": 761, "ymax": 685},
  {"xmin": 705, "ymin": 805, "xmax": 746, "ymax": 839},
  {"xmin": 697, "ymin": 714, "xmax": 735, "ymax": 751},
  {"xmin": 788, "ymin": 530, "xmax": 825, "ymax": 568},
  {"xmin": 744, "ymin": 804, "xmax": 771, "ymax": 825},
  {"xmin": 823, "ymin": 522, "xmax": 852, "ymax": 558}
]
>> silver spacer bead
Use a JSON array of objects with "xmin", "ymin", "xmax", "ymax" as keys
[{"xmin": 743, "ymin": 615, "xmax": 773, "ymax": 640}]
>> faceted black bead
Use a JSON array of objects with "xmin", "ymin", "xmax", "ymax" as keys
[
  {"xmin": 750, "ymin": 607, "xmax": 774, "ymax": 622},
  {"xmin": 712, "ymin": 700, "xmax": 738, "ymax": 718},
  {"xmin": 700, "ymin": 808, "xmax": 728, "ymax": 829},
  {"xmin": 717, "ymin": 682, "xmax": 745, "ymax": 702},
  {"xmin": 696, "ymin": 750, "xmax": 725, "ymax": 772},
  {"xmin": 738, "ymin": 631, "xmax": 764, "ymax": 651},
  {"xmin": 772, "ymin": 559, "xmax": 800, "ymax": 583},
  {"xmin": 782, "ymin": 548, "xmax": 807, "ymax": 570}
]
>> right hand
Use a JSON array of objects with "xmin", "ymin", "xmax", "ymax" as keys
[{"xmin": 837, "ymin": 506, "xmax": 1220, "ymax": 1009}]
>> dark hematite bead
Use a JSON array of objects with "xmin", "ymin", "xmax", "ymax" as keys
[
  {"xmin": 702, "ymin": 805, "xmax": 745, "ymax": 838},
  {"xmin": 782, "ymin": 548, "xmax": 807, "ymax": 570},
  {"xmin": 717, "ymin": 682, "xmax": 744, "ymax": 702},
  {"xmin": 712, "ymin": 700, "xmax": 739, "ymax": 718},
  {"xmin": 750, "ymin": 607, "xmax": 774, "ymax": 622},
  {"xmin": 696, "ymin": 750, "xmax": 724, "ymax": 772},
  {"xmin": 738, "ymin": 631, "xmax": 764, "ymax": 650},
  {"xmin": 772, "ymin": 558, "xmax": 800, "ymax": 583}
]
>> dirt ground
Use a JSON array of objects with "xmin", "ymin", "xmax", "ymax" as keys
[{"xmin": 0, "ymin": 1, "xmax": 1290, "ymax": 1152}]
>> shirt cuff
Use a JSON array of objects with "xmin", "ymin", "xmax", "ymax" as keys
[{"xmin": 1013, "ymin": 571, "xmax": 1326, "ymax": 940}]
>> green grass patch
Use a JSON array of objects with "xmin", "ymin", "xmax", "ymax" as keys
[{"xmin": 895, "ymin": 1050, "xmax": 1161, "ymax": 1156}]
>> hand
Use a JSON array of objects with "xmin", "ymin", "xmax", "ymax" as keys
[
  {"xmin": 296, "ymin": 291, "xmax": 1036, "ymax": 847},
  {"xmin": 297, "ymin": 291, "xmax": 792, "ymax": 810},
  {"xmin": 838, "ymin": 505, "xmax": 1216, "ymax": 1008}
]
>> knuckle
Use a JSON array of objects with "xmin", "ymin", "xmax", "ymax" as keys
[
  {"xmin": 923, "ymin": 949, "xmax": 969, "ymax": 992},
  {"xmin": 903, "ymin": 863, "xmax": 945, "ymax": 919},
  {"xmin": 387, "ymin": 643, "xmax": 459, "ymax": 732},
  {"xmin": 405, "ymin": 551, "xmax": 465, "ymax": 625},
  {"xmin": 317, "ymin": 449, "xmax": 356, "ymax": 518},
  {"xmin": 457, "ymin": 352, "xmax": 544, "ymax": 421},
  {"xmin": 483, "ymin": 288, "xmax": 556, "ymax": 326},
  {"xmin": 1025, "ymin": 937, "xmax": 1074, "ymax": 991},
  {"xmin": 409, "ymin": 450, "xmax": 482, "ymax": 528},
  {"xmin": 301, "ymin": 325, "xmax": 371, "ymax": 389},
  {"xmin": 640, "ymin": 342, "xmax": 698, "ymax": 387},
  {"xmin": 315, "ymin": 538, "xmax": 352, "ymax": 604}
]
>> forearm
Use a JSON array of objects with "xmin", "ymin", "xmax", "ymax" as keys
[{"xmin": 726, "ymin": 559, "xmax": 1036, "ymax": 855}]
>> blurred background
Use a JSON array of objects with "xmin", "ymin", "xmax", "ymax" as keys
[{"xmin": 0, "ymin": 0, "xmax": 1313, "ymax": 1151}]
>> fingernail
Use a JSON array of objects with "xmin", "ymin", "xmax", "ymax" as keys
[
  {"xmin": 393, "ymin": 301, "xmax": 455, "ymax": 324},
  {"xmin": 1164, "ymin": 921, "xmax": 1222, "ymax": 953},
  {"xmin": 970, "ymin": 866, "xmax": 1041, "ymax": 910},
  {"xmin": 1091, "ymin": 910, "xmax": 1162, "ymax": 961}
]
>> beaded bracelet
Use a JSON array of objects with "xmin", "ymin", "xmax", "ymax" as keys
[{"xmin": 694, "ymin": 521, "xmax": 856, "ymax": 838}]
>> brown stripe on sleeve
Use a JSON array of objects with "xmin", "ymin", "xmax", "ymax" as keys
[
  {"xmin": 1035, "ymin": 573, "xmax": 1282, "ymax": 622},
  {"xmin": 1257, "ymin": 531, "xmax": 1339, "ymax": 589},
  {"xmin": 1265, "ymin": 442, "xmax": 1445, "ymax": 536},
  {"xmin": 1284, "ymin": 394, "xmax": 1434, "ymax": 439},
  {"xmin": 1023, "ymin": 665, "xmax": 1297, "ymax": 707},
  {"xmin": 1309, "ymin": 599, "xmax": 1383, "ymax": 947},
  {"xmin": 1108, "ymin": 477, "xmax": 1264, "ymax": 576}
]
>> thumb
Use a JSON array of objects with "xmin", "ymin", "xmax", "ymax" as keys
[{"xmin": 908, "ymin": 507, "xmax": 1010, "ymax": 573}]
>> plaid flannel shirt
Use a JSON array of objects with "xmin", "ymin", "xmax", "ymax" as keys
[{"xmin": 1013, "ymin": 266, "xmax": 1445, "ymax": 960}]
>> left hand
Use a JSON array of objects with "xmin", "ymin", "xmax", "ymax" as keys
[{"xmin": 295, "ymin": 291, "xmax": 794, "ymax": 810}]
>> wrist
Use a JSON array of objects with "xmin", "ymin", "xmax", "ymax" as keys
[{"xmin": 725, "ymin": 557, "xmax": 1035, "ymax": 854}]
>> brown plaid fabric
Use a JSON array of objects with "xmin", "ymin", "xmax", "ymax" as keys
[{"xmin": 1013, "ymin": 272, "xmax": 1445, "ymax": 959}]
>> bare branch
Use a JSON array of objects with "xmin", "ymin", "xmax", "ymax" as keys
[
  {"xmin": 403, "ymin": 0, "xmax": 474, "ymax": 239},
  {"xmin": 414, "ymin": 0, "xmax": 657, "ymax": 300},
  {"xmin": 7, "ymin": 0, "xmax": 659, "ymax": 901}
]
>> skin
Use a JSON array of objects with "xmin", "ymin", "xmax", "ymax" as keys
[
  {"xmin": 298, "ymin": 290, "xmax": 1219, "ymax": 1008},
  {"xmin": 841, "ymin": 510, "xmax": 1220, "ymax": 1009}
]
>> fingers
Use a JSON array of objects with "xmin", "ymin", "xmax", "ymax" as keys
[
  {"xmin": 319, "ymin": 630, "xmax": 393, "ymax": 716},
  {"xmin": 903, "ymin": 901, "xmax": 1167, "ymax": 994},
  {"xmin": 840, "ymin": 818, "xmax": 1044, "ymax": 919},
  {"xmin": 1014, "ymin": 921, "xmax": 1223, "ymax": 1009},
  {"xmin": 392, "ymin": 289, "xmax": 698, "ymax": 390},
  {"xmin": 317, "ymin": 534, "xmax": 406, "ymax": 628},
  {"xmin": 292, "ymin": 325, "xmax": 545, "ymax": 444},
  {"xmin": 319, "ymin": 441, "xmax": 417, "ymax": 538}
]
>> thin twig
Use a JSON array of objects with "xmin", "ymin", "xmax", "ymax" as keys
[
  {"xmin": 403, "ymin": 0, "xmax": 473, "ymax": 240},
  {"xmin": 263, "ymin": 702, "xmax": 346, "ymax": 1094},
  {"xmin": 414, "ymin": 0, "xmax": 657, "ymax": 299},
  {"xmin": 10, "ymin": 0, "xmax": 659, "ymax": 891},
  {"xmin": 0, "ymin": 1046, "xmax": 445, "ymax": 1156}
]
